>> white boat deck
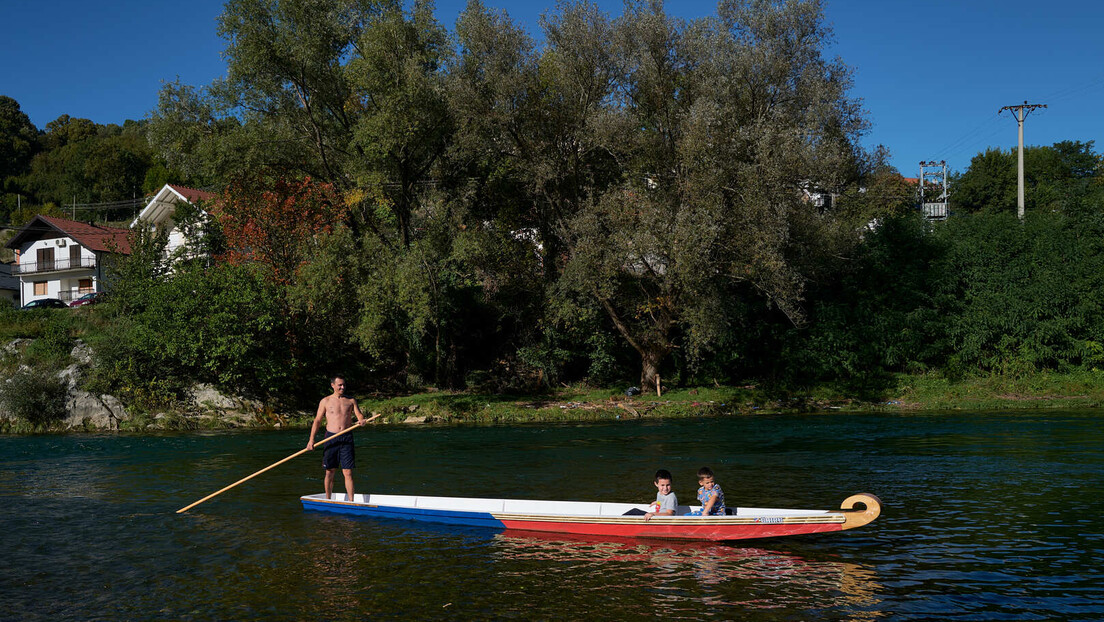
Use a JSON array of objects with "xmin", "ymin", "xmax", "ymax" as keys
[{"xmin": 301, "ymin": 493, "xmax": 834, "ymax": 518}]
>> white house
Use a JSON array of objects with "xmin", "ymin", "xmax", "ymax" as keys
[
  {"xmin": 131, "ymin": 184, "xmax": 216, "ymax": 259},
  {"xmin": 5, "ymin": 215, "xmax": 131, "ymax": 306}
]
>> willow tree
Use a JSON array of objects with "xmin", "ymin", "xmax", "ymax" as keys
[
  {"xmin": 449, "ymin": 0, "xmax": 621, "ymax": 280},
  {"xmin": 560, "ymin": 0, "xmax": 867, "ymax": 390},
  {"xmin": 347, "ymin": 0, "xmax": 453, "ymax": 248},
  {"xmin": 148, "ymin": 0, "xmax": 384, "ymax": 189}
]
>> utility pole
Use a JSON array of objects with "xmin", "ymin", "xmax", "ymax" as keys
[{"xmin": 998, "ymin": 101, "xmax": 1047, "ymax": 220}]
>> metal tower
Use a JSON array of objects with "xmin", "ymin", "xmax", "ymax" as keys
[{"xmin": 919, "ymin": 160, "xmax": 948, "ymax": 220}]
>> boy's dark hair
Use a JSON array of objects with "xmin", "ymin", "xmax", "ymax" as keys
[
  {"xmin": 654, "ymin": 469, "xmax": 673, "ymax": 483},
  {"xmin": 697, "ymin": 466, "xmax": 714, "ymax": 479},
  {"xmin": 330, "ymin": 374, "xmax": 345, "ymax": 384}
]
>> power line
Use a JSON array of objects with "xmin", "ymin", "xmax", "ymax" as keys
[
  {"xmin": 1038, "ymin": 74, "xmax": 1104, "ymax": 105},
  {"xmin": 926, "ymin": 74, "xmax": 1101, "ymax": 169},
  {"xmin": 931, "ymin": 113, "xmax": 1005, "ymax": 162}
]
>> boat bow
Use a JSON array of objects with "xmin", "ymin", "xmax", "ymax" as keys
[{"xmin": 839, "ymin": 493, "xmax": 881, "ymax": 530}]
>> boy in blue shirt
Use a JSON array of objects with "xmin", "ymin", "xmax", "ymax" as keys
[{"xmin": 689, "ymin": 466, "xmax": 727, "ymax": 516}]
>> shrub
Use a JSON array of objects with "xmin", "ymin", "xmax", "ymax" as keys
[
  {"xmin": 23, "ymin": 326, "xmax": 74, "ymax": 368},
  {"xmin": 0, "ymin": 369, "xmax": 68, "ymax": 429}
]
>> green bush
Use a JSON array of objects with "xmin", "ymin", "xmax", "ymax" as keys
[
  {"xmin": 931, "ymin": 211, "xmax": 1104, "ymax": 374},
  {"xmin": 0, "ymin": 369, "xmax": 69, "ymax": 428},
  {"xmin": 0, "ymin": 308, "xmax": 51, "ymax": 341},
  {"xmin": 23, "ymin": 325, "xmax": 74, "ymax": 368},
  {"xmin": 93, "ymin": 261, "xmax": 299, "ymax": 404}
]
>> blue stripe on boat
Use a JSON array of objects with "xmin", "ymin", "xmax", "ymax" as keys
[{"xmin": 301, "ymin": 498, "xmax": 507, "ymax": 530}]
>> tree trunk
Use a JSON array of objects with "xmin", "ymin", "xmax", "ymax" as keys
[
  {"xmin": 640, "ymin": 348, "xmax": 664, "ymax": 393},
  {"xmin": 596, "ymin": 296, "xmax": 671, "ymax": 394}
]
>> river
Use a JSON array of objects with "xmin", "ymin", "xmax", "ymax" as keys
[{"xmin": 2, "ymin": 411, "xmax": 1102, "ymax": 620}]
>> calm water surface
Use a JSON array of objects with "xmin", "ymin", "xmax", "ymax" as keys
[{"xmin": 2, "ymin": 412, "xmax": 1102, "ymax": 620}]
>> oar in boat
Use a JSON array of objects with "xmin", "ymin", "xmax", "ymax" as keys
[{"xmin": 176, "ymin": 421, "xmax": 363, "ymax": 514}]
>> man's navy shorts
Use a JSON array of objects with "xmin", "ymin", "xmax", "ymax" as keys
[{"xmin": 322, "ymin": 430, "xmax": 355, "ymax": 470}]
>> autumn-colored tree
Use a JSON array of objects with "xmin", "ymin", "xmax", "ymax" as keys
[{"xmin": 216, "ymin": 177, "xmax": 348, "ymax": 285}]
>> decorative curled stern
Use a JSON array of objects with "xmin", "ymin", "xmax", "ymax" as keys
[{"xmin": 839, "ymin": 493, "xmax": 881, "ymax": 530}]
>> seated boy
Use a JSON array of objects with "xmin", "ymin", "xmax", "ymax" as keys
[
  {"xmin": 645, "ymin": 469, "xmax": 678, "ymax": 521},
  {"xmin": 688, "ymin": 466, "xmax": 726, "ymax": 516}
]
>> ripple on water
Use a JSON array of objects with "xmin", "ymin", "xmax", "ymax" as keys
[{"xmin": 2, "ymin": 412, "xmax": 1104, "ymax": 620}]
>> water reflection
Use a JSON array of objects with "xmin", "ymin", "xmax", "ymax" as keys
[
  {"xmin": 5, "ymin": 412, "xmax": 1104, "ymax": 620},
  {"xmin": 490, "ymin": 531, "xmax": 884, "ymax": 618}
]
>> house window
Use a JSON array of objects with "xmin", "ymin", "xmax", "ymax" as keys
[
  {"xmin": 78, "ymin": 279, "xmax": 93, "ymax": 294},
  {"xmin": 37, "ymin": 247, "xmax": 55, "ymax": 271},
  {"xmin": 70, "ymin": 244, "xmax": 82, "ymax": 268},
  {"xmin": 34, "ymin": 281, "xmax": 47, "ymax": 296}
]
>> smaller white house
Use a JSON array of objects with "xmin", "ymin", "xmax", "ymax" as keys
[
  {"xmin": 0, "ymin": 262, "xmax": 19, "ymax": 307},
  {"xmin": 131, "ymin": 184, "xmax": 216, "ymax": 260},
  {"xmin": 5, "ymin": 215, "xmax": 131, "ymax": 306}
]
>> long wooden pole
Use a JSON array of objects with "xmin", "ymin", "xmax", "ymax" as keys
[{"xmin": 176, "ymin": 422, "xmax": 362, "ymax": 514}]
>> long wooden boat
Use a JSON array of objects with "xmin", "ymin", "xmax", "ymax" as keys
[{"xmin": 300, "ymin": 492, "xmax": 880, "ymax": 542}]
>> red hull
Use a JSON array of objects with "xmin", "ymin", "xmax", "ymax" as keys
[{"xmin": 498, "ymin": 518, "xmax": 845, "ymax": 541}]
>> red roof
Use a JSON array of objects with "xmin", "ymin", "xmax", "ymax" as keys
[
  {"xmin": 902, "ymin": 177, "xmax": 920, "ymax": 184},
  {"xmin": 35, "ymin": 216, "xmax": 132, "ymax": 254},
  {"xmin": 168, "ymin": 184, "xmax": 216, "ymax": 203}
]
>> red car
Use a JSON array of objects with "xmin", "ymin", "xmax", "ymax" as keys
[{"xmin": 69, "ymin": 292, "xmax": 106, "ymax": 307}]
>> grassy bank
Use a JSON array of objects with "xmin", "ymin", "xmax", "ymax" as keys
[
  {"xmin": 6, "ymin": 372, "xmax": 1104, "ymax": 433},
  {"xmin": 354, "ymin": 370, "xmax": 1104, "ymax": 425},
  {"xmin": 892, "ymin": 370, "xmax": 1104, "ymax": 411}
]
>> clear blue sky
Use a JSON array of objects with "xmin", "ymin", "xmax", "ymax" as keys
[{"xmin": 2, "ymin": 0, "xmax": 1101, "ymax": 176}]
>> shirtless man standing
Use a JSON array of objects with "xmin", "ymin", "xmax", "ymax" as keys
[{"xmin": 306, "ymin": 375, "xmax": 378, "ymax": 500}]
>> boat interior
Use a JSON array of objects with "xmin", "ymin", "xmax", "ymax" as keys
[{"xmin": 300, "ymin": 493, "xmax": 835, "ymax": 518}]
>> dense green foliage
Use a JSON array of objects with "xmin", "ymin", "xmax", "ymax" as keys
[
  {"xmin": 3, "ymin": 1, "xmax": 1103, "ymax": 413},
  {"xmin": 768, "ymin": 208, "xmax": 1104, "ymax": 391},
  {"xmin": 140, "ymin": 0, "xmax": 874, "ymax": 395},
  {"xmin": 0, "ymin": 309, "xmax": 82, "ymax": 428},
  {"xmin": 953, "ymin": 141, "xmax": 1104, "ymax": 215},
  {"xmin": 0, "ymin": 102, "xmax": 180, "ymax": 225},
  {"xmin": 0, "ymin": 368, "xmax": 68, "ymax": 428}
]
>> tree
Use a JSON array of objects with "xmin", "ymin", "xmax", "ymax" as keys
[
  {"xmin": 346, "ymin": 0, "xmax": 453, "ymax": 248},
  {"xmin": 0, "ymin": 96, "xmax": 38, "ymax": 182},
  {"xmin": 0, "ymin": 96, "xmax": 40, "ymax": 223},
  {"xmin": 140, "ymin": 0, "xmax": 879, "ymax": 392},
  {"xmin": 216, "ymin": 176, "xmax": 348, "ymax": 286},
  {"xmin": 449, "ymin": 0, "xmax": 620, "ymax": 280},
  {"xmin": 929, "ymin": 211, "xmax": 1104, "ymax": 376},
  {"xmin": 953, "ymin": 141, "xmax": 1104, "ymax": 214},
  {"xmin": 42, "ymin": 114, "xmax": 97, "ymax": 150},
  {"xmin": 148, "ymin": 0, "xmax": 386, "ymax": 190},
  {"xmin": 16, "ymin": 118, "xmax": 153, "ymax": 209},
  {"xmin": 557, "ymin": 0, "xmax": 867, "ymax": 390},
  {"xmin": 835, "ymin": 145, "xmax": 917, "ymax": 226}
]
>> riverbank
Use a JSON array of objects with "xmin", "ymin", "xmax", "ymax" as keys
[
  {"xmin": 358, "ymin": 370, "xmax": 1104, "ymax": 425},
  {"xmin": 96, "ymin": 370, "xmax": 1104, "ymax": 430},
  {"xmin": 4, "ymin": 367, "xmax": 1104, "ymax": 433}
]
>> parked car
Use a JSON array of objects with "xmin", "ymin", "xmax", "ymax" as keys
[
  {"xmin": 69, "ymin": 292, "xmax": 106, "ymax": 307},
  {"xmin": 22, "ymin": 298, "xmax": 68, "ymax": 309}
]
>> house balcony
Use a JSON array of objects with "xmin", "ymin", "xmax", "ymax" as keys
[{"xmin": 13, "ymin": 256, "xmax": 97, "ymax": 275}]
